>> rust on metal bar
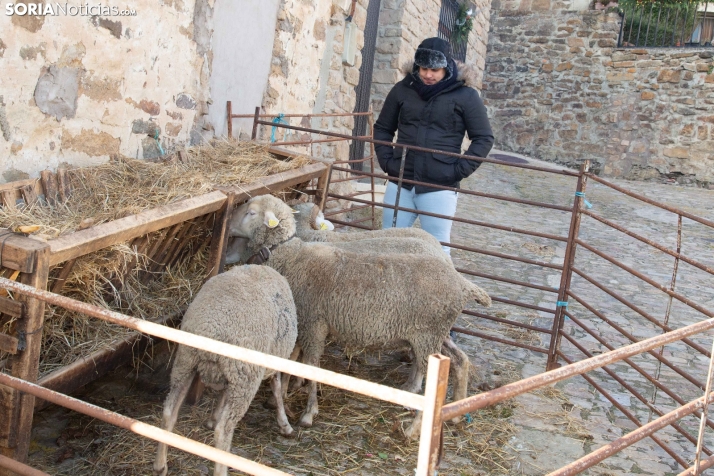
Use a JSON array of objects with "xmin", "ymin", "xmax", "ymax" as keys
[
  {"xmin": 581, "ymin": 210, "xmax": 714, "ymax": 277},
  {"xmin": 327, "ymin": 217, "xmax": 374, "ymax": 231},
  {"xmin": 571, "ymin": 267, "xmax": 711, "ymax": 358},
  {"xmin": 0, "ymin": 372, "xmax": 289, "ymax": 476},
  {"xmin": 491, "ymin": 296, "xmax": 556, "ymax": 314},
  {"xmin": 547, "ymin": 161, "xmax": 589, "ymax": 371},
  {"xmin": 694, "ymin": 334, "xmax": 714, "ymax": 473},
  {"xmin": 575, "ymin": 239, "xmax": 714, "ymax": 320},
  {"xmin": 255, "ymin": 120, "xmax": 580, "ymax": 176},
  {"xmin": 0, "ymin": 277, "xmax": 425, "ymax": 411},
  {"xmin": 679, "ymin": 456, "xmax": 714, "ymax": 475},
  {"xmin": 0, "ymin": 454, "xmax": 50, "ymax": 476},
  {"xmin": 231, "ymin": 112, "xmax": 373, "ymax": 119},
  {"xmin": 330, "ymin": 192, "xmax": 569, "ymax": 242},
  {"xmin": 449, "ymin": 242, "xmax": 564, "ymax": 270},
  {"xmin": 461, "ymin": 309, "xmax": 552, "ymax": 334},
  {"xmin": 450, "ymin": 327, "xmax": 548, "ymax": 354},
  {"xmin": 456, "ymin": 267, "xmax": 560, "ymax": 294},
  {"xmin": 556, "ymin": 352, "xmax": 690, "ymax": 469},
  {"xmin": 441, "ymin": 313, "xmax": 714, "ymax": 421},
  {"xmin": 586, "ymin": 174, "xmax": 714, "ymax": 229},
  {"xmin": 558, "ymin": 327, "xmax": 714, "ymax": 453},
  {"xmin": 226, "ymin": 101, "xmax": 232, "ymax": 139},
  {"xmin": 331, "ymin": 165, "xmax": 574, "ymax": 211}
]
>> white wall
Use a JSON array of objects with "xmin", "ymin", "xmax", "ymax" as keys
[{"xmin": 208, "ymin": 0, "xmax": 280, "ymax": 138}]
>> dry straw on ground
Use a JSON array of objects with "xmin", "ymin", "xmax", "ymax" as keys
[
  {"xmin": 31, "ymin": 344, "xmax": 518, "ymax": 476},
  {"xmin": 0, "ymin": 140, "xmax": 312, "ymax": 375}
]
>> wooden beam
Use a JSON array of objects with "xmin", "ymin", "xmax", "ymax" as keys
[
  {"xmin": 0, "ymin": 244, "xmax": 49, "ymax": 465},
  {"xmin": 0, "ymin": 191, "xmax": 16, "ymax": 211},
  {"xmin": 214, "ymin": 162, "xmax": 327, "ymax": 197},
  {"xmin": 0, "ymin": 333, "xmax": 18, "ymax": 355},
  {"xmin": 205, "ymin": 193, "xmax": 236, "ymax": 280},
  {"xmin": 0, "ymin": 231, "xmax": 48, "ymax": 274},
  {"xmin": 0, "ymin": 180, "xmax": 34, "ymax": 194},
  {"xmin": 20, "ymin": 185, "xmax": 38, "ymax": 207},
  {"xmin": 40, "ymin": 171, "xmax": 59, "ymax": 206},
  {"xmin": 48, "ymin": 191, "xmax": 227, "ymax": 266},
  {"xmin": 56, "ymin": 168, "xmax": 70, "ymax": 202},
  {"xmin": 0, "ymin": 296, "xmax": 23, "ymax": 318}
]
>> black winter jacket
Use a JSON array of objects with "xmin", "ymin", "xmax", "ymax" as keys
[{"xmin": 374, "ymin": 62, "xmax": 494, "ymax": 193}]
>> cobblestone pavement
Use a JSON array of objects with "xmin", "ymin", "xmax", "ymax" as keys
[{"xmin": 446, "ymin": 151, "xmax": 714, "ymax": 475}]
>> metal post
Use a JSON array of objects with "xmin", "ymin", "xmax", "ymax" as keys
[
  {"xmin": 694, "ymin": 335, "xmax": 714, "ymax": 474},
  {"xmin": 546, "ymin": 161, "xmax": 590, "ymax": 371},
  {"xmin": 391, "ymin": 147, "xmax": 408, "ymax": 228},
  {"xmin": 415, "ymin": 354, "xmax": 450, "ymax": 476},
  {"xmin": 226, "ymin": 101, "xmax": 233, "ymax": 139},
  {"xmin": 251, "ymin": 106, "xmax": 260, "ymax": 140}
]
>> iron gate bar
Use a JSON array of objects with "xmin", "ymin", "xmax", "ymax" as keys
[
  {"xmin": 330, "ymin": 165, "xmax": 574, "ymax": 212},
  {"xmin": 556, "ymin": 352, "xmax": 691, "ymax": 470},
  {"xmin": 575, "ymin": 239, "xmax": 714, "ymax": 320},
  {"xmin": 694, "ymin": 325, "xmax": 714, "ymax": 474},
  {"xmin": 440, "ymin": 314, "xmax": 714, "ymax": 420},
  {"xmin": 547, "ymin": 162, "xmax": 589, "ymax": 370},
  {"xmin": 0, "ymin": 372, "xmax": 291, "ymax": 476},
  {"xmin": 329, "ymin": 192, "xmax": 570, "ymax": 242},
  {"xmin": 571, "ymin": 267, "xmax": 712, "ymax": 359},
  {"xmin": 325, "ymin": 217, "xmax": 374, "ymax": 231},
  {"xmin": 457, "ymin": 267, "xmax": 559, "ymax": 294},
  {"xmin": 680, "ymin": 456, "xmax": 714, "ymax": 475},
  {"xmin": 586, "ymin": 174, "xmax": 714, "ymax": 229},
  {"xmin": 462, "ymin": 309, "xmax": 553, "ymax": 334},
  {"xmin": 566, "ymin": 291, "xmax": 712, "ymax": 393},
  {"xmin": 254, "ymin": 120, "xmax": 580, "ymax": 176},
  {"xmin": 491, "ymin": 296, "xmax": 556, "ymax": 314},
  {"xmin": 0, "ymin": 455, "xmax": 49, "ymax": 476},
  {"xmin": 451, "ymin": 326, "xmax": 549, "ymax": 354},
  {"xmin": 231, "ymin": 112, "xmax": 374, "ymax": 119},
  {"xmin": 448, "ymin": 242, "xmax": 564, "ymax": 270},
  {"xmin": 581, "ymin": 210, "xmax": 714, "ymax": 276},
  {"xmin": 559, "ymin": 317, "xmax": 714, "ymax": 450},
  {"xmin": 322, "ymin": 204, "xmax": 373, "ymax": 218}
]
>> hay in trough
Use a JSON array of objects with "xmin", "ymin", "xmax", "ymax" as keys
[
  {"xmin": 30, "ymin": 343, "xmax": 518, "ymax": 476},
  {"xmin": 0, "ymin": 140, "xmax": 313, "ymax": 375},
  {"xmin": 0, "ymin": 140, "xmax": 312, "ymax": 238}
]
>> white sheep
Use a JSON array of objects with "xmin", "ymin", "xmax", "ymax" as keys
[
  {"xmin": 225, "ymin": 195, "xmax": 491, "ymax": 437},
  {"xmin": 153, "ymin": 264, "xmax": 298, "ymax": 476}
]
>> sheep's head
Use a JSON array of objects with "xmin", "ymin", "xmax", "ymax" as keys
[
  {"xmin": 228, "ymin": 195, "xmax": 297, "ymax": 252},
  {"xmin": 292, "ymin": 202, "xmax": 334, "ymax": 232}
]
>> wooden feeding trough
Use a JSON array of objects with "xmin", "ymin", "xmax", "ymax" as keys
[{"xmin": 0, "ymin": 144, "xmax": 329, "ymax": 469}]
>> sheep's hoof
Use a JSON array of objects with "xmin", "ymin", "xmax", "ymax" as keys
[
  {"xmin": 297, "ymin": 415, "xmax": 314, "ymax": 428},
  {"xmin": 153, "ymin": 465, "xmax": 168, "ymax": 476},
  {"xmin": 403, "ymin": 424, "xmax": 420, "ymax": 441},
  {"xmin": 204, "ymin": 419, "xmax": 216, "ymax": 430},
  {"xmin": 450, "ymin": 416, "xmax": 462, "ymax": 425},
  {"xmin": 279, "ymin": 426, "xmax": 296, "ymax": 438},
  {"xmin": 289, "ymin": 378, "xmax": 305, "ymax": 392},
  {"xmin": 284, "ymin": 404, "xmax": 297, "ymax": 420}
]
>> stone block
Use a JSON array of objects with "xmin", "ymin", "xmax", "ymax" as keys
[
  {"xmin": 613, "ymin": 61, "xmax": 635, "ymax": 68},
  {"xmin": 34, "ymin": 65, "xmax": 81, "ymax": 121},
  {"xmin": 606, "ymin": 71, "xmax": 635, "ymax": 83},
  {"xmin": 612, "ymin": 52, "xmax": 636, "ymax": 62},
  {"xmin": 585, "ymin": 100, "xmax": 602, "ymax": 108},
  {"xmin": 555, "ymin": 62, "xmax": 573, "ymax": 72},
  {"xmin": 697, "ymin": 125, "xmax": 708, "ymax": 140},
  {"xmin": 640, "ymin": 91, "xmax": 655, "ymax": 100},
  {"xmin": 663, "ymin": 146, "xmax": 689, "ymax": 159}
]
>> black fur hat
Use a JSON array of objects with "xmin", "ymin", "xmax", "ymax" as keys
[{"xmin": 414, "ymin": 37, "xmax": 452, "ymax": 69}]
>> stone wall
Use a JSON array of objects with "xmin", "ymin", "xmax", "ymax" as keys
[
  {"xmin": 0, "ymin": 0, "xmax": 215, "ymax": 182},
  {"xmin": 370, "ymin": 0, "xmax": 492, "ymax": 117},
  {"xmin": 261, "ymin": 0, "xmax": 370, "ymax": 161},
  {"xmin": 483, "ymin": 10, "xmax": 714, "ymax": 185}
]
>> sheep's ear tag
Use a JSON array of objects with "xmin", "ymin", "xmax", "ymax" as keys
[
  {"xmin": 267, "ymin": 218, "xmax": 279, "ymax": 228},
  {"xmin": 291, "ymin": 209, "xmax": 300, "ymax": 214},
  {"xmin": 320, "ymin": 222, "xmax": 329, "ymax": 230}
]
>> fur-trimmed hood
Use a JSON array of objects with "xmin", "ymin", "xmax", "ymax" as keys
[{"xmin": 400, "ymin": 60, "xmax": 480, "ymax": 90}]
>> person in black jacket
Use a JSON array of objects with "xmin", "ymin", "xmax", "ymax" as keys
[{"xmin": 374, "ymin": 37, "xmax": 494, "ymax": 254}]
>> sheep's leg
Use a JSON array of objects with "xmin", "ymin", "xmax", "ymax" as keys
[
  {"xmin": 266, "ymin": 345, "xmax": 302, "ymax": 409},
  {"xmin": 401, "ymin": 361, "xmax": 424, "ymax": 394},
  {"xmin": 205, "ymin": 389, "xmax": 228, "ymax": 430},
  {"xmin": 441, "ymin": 338, "xmax": 470, "ymax": 423},
  {"xmin": 154, "ymin": 369, "xmax": 196, "ymax": 476},
  {"xmin": 287, "ymin": 345, "xmax": 306, "ymax": 392},
  {"xmin": 270, "ymin": 373, "xmax": 295, "ymax": 437},
  {"xmin": 404, "ymin": 410, "xmax": 422, "ymax": 440},
  {"xmin": 298, "ymin": 332, "xmax": 327, "ymax": 427},
  {"xmin": 212, "ymin": 381, "xmax": 261, "ymax": 476}
]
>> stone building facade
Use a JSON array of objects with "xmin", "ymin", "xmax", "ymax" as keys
[{"xmin": 483, "ymin": 6, "xmax": 714, "ymax": 185}]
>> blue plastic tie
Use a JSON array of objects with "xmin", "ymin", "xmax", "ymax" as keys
[
  {"xmin": 465, "ymin": 413, "xmax": 473, "ymax": 424},
  {"xmin": 270, "ymin": 113, "xmax": 288, "ymax": 143},
  {"xmin": 575, "ymin": 191, "xmax": 593, "ymax": 209},
  {"xmin": 556, "ymin": 301, "xmax": 568, "ymax": 307},
  {"xmin": 154, "ymin": 130, "xmax": 165, "ymax": 156}
]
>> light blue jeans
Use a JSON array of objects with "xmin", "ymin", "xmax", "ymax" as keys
[{"xmin": 382, "ymin": 181, "xmax": 458, "ymax": 254}]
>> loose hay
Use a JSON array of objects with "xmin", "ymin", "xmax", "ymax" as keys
[
  {"xmin": 31, "ymin": 344, "xmax": 518, "ymax": 476},
  {"xmin": 0, "ymin": 140, "xmax": 313, "ymax": 375}
]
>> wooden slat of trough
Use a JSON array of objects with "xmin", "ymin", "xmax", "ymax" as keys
[
  {"xmin": 0, "ymin": 232, "xmax": 49, "ymax": 274},
  {"xmin": 49, "ymin": 162, "xmax": 327, "ymax": 266},
  {"xmin": 0, "ymin": 333, "xmax": 18, "ymax": 355},
  {"xmin": 0, "ymin": 296, "xmax": 23, "ymax": 318},
  {"xmin": 48, "ymin": 191, "xmax": 228, "ymax": 266}
]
